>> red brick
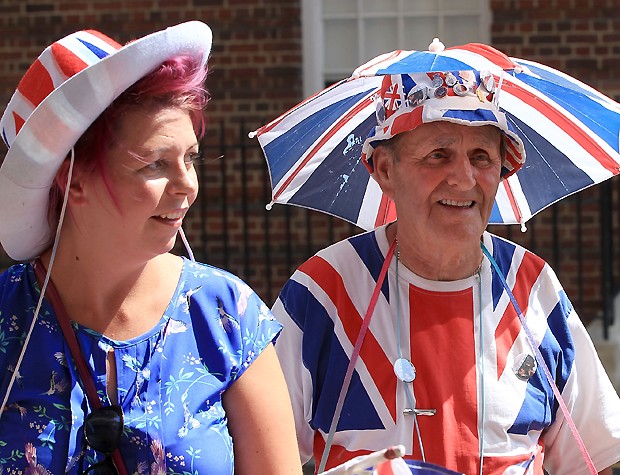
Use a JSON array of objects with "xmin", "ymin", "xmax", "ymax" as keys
[{"xmin": 0, "ymin": 1, "xmax": 618, "ymax": 325}]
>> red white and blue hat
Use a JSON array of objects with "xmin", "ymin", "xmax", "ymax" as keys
[
  {"xmin": 361, "ymin": 71, "xmax": 526, "ymax": 178},
  {"xmin": 0, "ymin": 21, "xmax": 212, "ymax": 261}
]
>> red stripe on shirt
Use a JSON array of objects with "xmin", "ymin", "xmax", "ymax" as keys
[
  {"xmin": 495, "ymin": 251, "xmax": 546, "ymax": 378},
  {"xmin": 409, "ymin": 284, "xmax": 480, "ymax": 474},
  {"xmin": 300, "ymin": 255, "xmax": 397, "ymax": 421}
]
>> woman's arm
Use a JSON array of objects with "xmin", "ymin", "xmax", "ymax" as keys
[{"xmin": 223, "ymin": 343, "xmax": 303, "ymax": 474}]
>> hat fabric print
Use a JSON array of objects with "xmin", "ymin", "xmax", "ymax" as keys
[
  {"xmin": 361, "ymin": 71, "xmax": 526, "ymax": 179},
  {"xmin": 0, "ymin": 21, "xmax": 212, "ymax": 261}
]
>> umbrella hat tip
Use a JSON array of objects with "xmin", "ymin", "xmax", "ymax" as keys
[{"xmin": 428, "ymin": 37, "xmax": 445, "ymax": 52}]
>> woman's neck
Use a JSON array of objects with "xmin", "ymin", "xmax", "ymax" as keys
[{"xmin": 39, "ymin": 243, "xmax": 182, "ymax": 339}]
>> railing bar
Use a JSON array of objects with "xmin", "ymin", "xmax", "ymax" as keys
[
  {"xmin": 220, "ymin": 120, "xmax": 229, "ymax": 270},
  {"xmin": 240, "ymin": 120, "xmax": 250, "ymax": 282}
]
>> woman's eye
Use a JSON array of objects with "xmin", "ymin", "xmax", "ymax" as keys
[
  {"xmin": 145, "ymin": 159, "xmax": 165, "ymax": 171},
  {"xmin": 186, "ymin": 151, "xmax": 204, "ymax": 165}
]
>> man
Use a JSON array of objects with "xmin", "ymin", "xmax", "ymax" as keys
[{"xmin": 272, "ymin": 72, "xmax": 620, "ymax": 474}]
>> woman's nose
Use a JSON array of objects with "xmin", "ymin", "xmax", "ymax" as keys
[{"xmin": 168, "ymin": 163, "xmax": 198, "ymax": 196}]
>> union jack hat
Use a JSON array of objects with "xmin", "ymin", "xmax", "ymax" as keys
[
  {"xmin": 0, "ymin": 21, "xmax": 212, "ymax": 261},
  {"xmin": 361, "ymin": 71, "xmax": 526, "ymax": 179}
]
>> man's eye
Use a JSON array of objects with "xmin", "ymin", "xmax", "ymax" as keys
[
  {"xmin": 472, "ymin": 152, "xmax": 492, "ymax": 162},
  {"xmin": 429, "ymin": 151, "xmax": 446, "ymax": 160}
]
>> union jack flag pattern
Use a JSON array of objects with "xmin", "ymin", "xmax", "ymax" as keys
[
  {"xmin": 273, "ymin": 225, "xmax": 620, "ymax": 474},
  {"xmin": 0, "ymin": 21, "xmax": 213, "ymax": 261},
  {"xmin": 0, "ymin": 30, "xmax": 121, "ymax": 152},
  {"xmin": 254, "ymin": 43, "xmax": 620, "ymax": 231}
]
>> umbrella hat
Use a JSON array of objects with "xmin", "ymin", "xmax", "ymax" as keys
[
  {"xmin": 0, "ymin": 21, "xmax": 212, "ymax": 261},
  {"xmin": 253, "ymin": 40, "xmax": 620, "ymax": 232}
]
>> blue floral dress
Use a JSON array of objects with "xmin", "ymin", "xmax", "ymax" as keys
[{"xmin": 0, "ymin": 258, "xmax": 282, "ymax": 474}]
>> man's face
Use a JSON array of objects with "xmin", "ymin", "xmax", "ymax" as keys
[{"xmin": 373, "ymin": 121, "xmax": 503, "ymax": 248}]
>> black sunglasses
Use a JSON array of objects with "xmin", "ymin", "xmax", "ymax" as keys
[{"xmin": 83, "ymin": 405, "xmax": 124, "ymax": 475}]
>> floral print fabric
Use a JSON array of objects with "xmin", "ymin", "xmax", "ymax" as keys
[{"xmin": 0, "ymin": 258, "xmax": 282, "ymax": 474}]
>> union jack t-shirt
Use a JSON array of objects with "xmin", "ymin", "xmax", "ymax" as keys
[{"xmin": 273, "ymin": 225, "xmax": 620, "ymax": 475}]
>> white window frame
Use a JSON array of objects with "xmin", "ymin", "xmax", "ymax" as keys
[{"xmin": 301, "ymin": 0, "xmax": 491, "ymax": 97}]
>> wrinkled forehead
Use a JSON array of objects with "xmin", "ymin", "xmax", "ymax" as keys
[{"xmin": 390, "ymin": 121, "xmax": 503, "ymax": 151}]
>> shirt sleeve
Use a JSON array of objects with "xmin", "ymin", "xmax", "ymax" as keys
[
  {"xmin": 187, "ymin": 263, "xmax": 282, "ymax": 386},
  {"xmin": 272, "ymin": 281, "xmax": 316, "ymax": 465},
  {"xmin": 540, "ymin": 274, "xmax": 620, "ymax": 473},
  {"xmin": 228, "ymin": 279, "xmax": 283, "ymax": 383}
]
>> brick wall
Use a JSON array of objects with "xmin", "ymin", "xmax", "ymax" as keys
[
  {"xmin": 490, "ymin": 0, "xmax": 620, "ymax": 325},
  {"xmin": 0, "ymin": 0, "xmax": 330, "ymax": 299},
  {"xmin": 1, "ymin": 0, "xmax": 619, "ymax": 322}
]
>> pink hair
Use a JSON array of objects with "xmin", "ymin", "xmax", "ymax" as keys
[{"xmin": 48, "ymin": 54, "xmax": 210, "ymax": 232}]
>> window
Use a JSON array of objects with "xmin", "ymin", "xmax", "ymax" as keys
[{"xmin": 301, "ymin": 0, "xmax": 491, "ymax": 96}]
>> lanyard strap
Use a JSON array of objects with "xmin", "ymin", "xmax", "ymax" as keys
[
  {"xmin": 33, "ymin": 260, "xmax": 129, "ymax": 475},
  {"xmin": 318, "ymin": 239, "xmax": 397, "ymax": 473},
  {"xmin": 481, "ymin": 243, "xmax": 597, "ymax": 475}
]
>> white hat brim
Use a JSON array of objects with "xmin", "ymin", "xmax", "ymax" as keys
[{"xmin": 0, "ymin": 21, "xmax": 212, "ymax": 261}]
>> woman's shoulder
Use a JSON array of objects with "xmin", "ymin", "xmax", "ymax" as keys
[
  {"xmin": 178, "ymin": 258, "xmax": 262, "ymax": 309},
  {"xmin": 182, "ymin": 258, "xmax": 251, "ymax": 288},
  {"xmin": 174, "ymin": 258, "xmax": 277, "ymax": 332}
]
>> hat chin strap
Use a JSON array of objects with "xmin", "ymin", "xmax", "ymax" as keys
[
  {"xmin": 0, "ymin": 148, "xmax": 74, "ymax": 417},
  {"xmin": 178, "ymin": 226, "xmax": 195, "ymax": 261},
  {"xmin": 0, "ymin": 151, "xmax": 196, "ymax": 417}
]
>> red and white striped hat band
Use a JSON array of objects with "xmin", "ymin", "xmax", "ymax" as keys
[
  {"xmin": 361, "ymin": 72, "xmax": 526, "ymax": 179},
  {"xmin": 0, "ymin": 21, "xmax": 212, "ymax": 261}
]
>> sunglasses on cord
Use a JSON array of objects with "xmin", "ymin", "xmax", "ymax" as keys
[{"xmin": 83, "ymin": 405, "xmax": 124, "ymax": 475}]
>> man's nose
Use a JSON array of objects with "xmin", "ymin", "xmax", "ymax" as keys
[{"xmin": 445, "ymin": 154, "xmax": 475, "ymax": 189}]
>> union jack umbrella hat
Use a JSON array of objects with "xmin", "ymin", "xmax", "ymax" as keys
[
  {"xmin": 0, "ymin": 21, "xmax": 212, "ymax": 261},
  {"xmin": 360, "ymin": 71, "xmax": 526, "ymax": 179},
  {"xmin": 253, "ymin": 40, "xmax": 620, "ymax": 232}
]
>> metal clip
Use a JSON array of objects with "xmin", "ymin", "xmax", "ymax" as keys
[{"xmin": 403, "ymin": 408, "xmax": 436, "ymax": 416}]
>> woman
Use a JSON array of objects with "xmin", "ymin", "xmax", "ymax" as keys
[{"xmin": 0, "ymin": 22, "xmax": 302, "ymax": 474}]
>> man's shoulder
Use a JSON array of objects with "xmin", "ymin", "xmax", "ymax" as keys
[
  {"xmin": 319, "ymin": 228, "xmax": 374, "ymax": 250},
  {"xmin": 310, "ymin": 227, "xmax": 380, "ymax": 266},
  {"xmin": 485, "ymin": 231, "xmax": 546, "ymax": 261}
]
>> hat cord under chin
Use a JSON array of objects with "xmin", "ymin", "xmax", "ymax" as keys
[{"xmin": 0, "ymin": 148, "xmax": 74, "ymax": 417}]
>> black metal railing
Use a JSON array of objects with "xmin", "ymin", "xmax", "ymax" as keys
[
  {"xmin": 186, "ymin": 119, "xmax": 619, "ymax": 332},
  {"xmin": 1, "ymin": 119, "xmax": 617, "ymax": 334}
]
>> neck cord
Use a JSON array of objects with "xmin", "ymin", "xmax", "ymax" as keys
[
  {"xmin": 394, "ymin": 244, "xmax": 426, "ymax": 461},
  {"xmin": 318, "ymin": 239, "xmax": 397, "ymax": 473},
  {"xmin": 178, "ymin": 226, "xmax": 195, "ymax": 261},
  {"xmin": 481, "ymin": 242, "xmax": 597, "ymax": 475},
  {"xmin": 475, "ymin": 264, "xmax": 485, "ymax": 475},
  {"xmin": 0, "ymin": 149, "xmax": 74, "ymax": 418}
]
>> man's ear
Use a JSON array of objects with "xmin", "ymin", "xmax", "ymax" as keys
[{"xmin": 371, "ymin": 145, "xmax": 395, "ymax": 199}]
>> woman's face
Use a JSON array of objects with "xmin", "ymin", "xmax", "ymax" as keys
[{"xmin": 74, "ymin": 106, "xmax": 200, "ymax": 260}]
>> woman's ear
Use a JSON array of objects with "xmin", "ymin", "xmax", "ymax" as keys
[
  {"xmin": 55, "ymin": 159, "xmax": 86, "ymax": 205},
  {"xmin": 371, "ymin": 145, "xmax": 395, "ymax": 199}
]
